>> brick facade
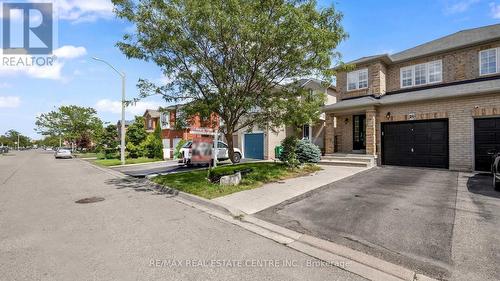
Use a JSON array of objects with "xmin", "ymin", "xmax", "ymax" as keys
[{"xmin": 325, "ymin": 34, "xmax": 500, "ymax": 171}]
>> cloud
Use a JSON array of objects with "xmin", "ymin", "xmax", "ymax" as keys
[
  {"xmin": 53, "ymin": 45, "xmax": 87, "ymax": 59},
  {"xmin": 57, "ymin": 0, "xmax": 114, "ymax": 23},
  {"xmin": 0, "ymin": 45, "xmax": 87, "ymax": 80},
  {"xmin": 490, "ymin": 2, "xmax": 500, "ymax": 18},
  {"xmin": 444, "ymin": 0, "xmax": 480, "ymax": 14},
  {"xmin": 95, "ymin": 99, "xmax": 163, "ymax": 116},
  {"xmin": 0, "ymin": 96, "xmax": 21, "ymax": 108},
  {"xmin": 0, "ymin": 83, "xmax": 12, "ymax": 89}
]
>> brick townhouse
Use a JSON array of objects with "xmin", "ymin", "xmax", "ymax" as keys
[
  {"xmin": 144, "ymin": 106, "xmax": 220, "ymax": 159},
  {"xmin": 323, "ymin": 24, "xmax": 500, "ymax": 171}
]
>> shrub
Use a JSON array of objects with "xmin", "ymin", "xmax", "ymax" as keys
[
  {"xmin": 174, "ymin": 139, "xmax": 188, "ymax": 159},
  {"xmin": 140, "ymin": 134, "xmax": 163, "ymax": 159},
  {"xmin": 279, "ymin": 136, "xmax": 300, "ymax": 167},
  {"xmin": 126, "ymin": 142, "xmax": 144, "ymax": 159},
  {"xmin": 296, "ymin": 139, "xmax": 321, "ymax": 163}
]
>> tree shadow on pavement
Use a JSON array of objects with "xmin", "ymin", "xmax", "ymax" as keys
[{"xmin": 105, "ymin": 177, "xmax": 180, "ymax": 196}]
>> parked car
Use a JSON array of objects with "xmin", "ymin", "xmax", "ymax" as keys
[
  {"xmin": 0, "ymin": 146, "xmax": 8, "ymax": 154},
  {"xmin": 55, "ymin": 148, "xmax": 72, "ymax": 159},
  {"xmin": 180, "ymin": 140, "xmax": 242, "ymax": 165}
]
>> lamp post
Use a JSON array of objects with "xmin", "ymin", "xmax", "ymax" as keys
[{"xmin": 92, "ymin": 57, "xmax": 126, "ymax": 165}]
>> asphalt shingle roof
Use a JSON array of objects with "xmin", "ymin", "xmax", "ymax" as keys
[{"xmin": 345, "ymin": 24, "xmax": 500, "ymax": 65}]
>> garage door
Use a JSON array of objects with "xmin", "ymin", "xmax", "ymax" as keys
[
  {"xmin": 244, "ymin": 133, "xmax": 264, "ymax": 159},
  {"xmin": 382, "ymin": 119, "xmax": 449, "ymax": 169},
  {"xmin": 474, "ymin": 118, "xmax": 500, "ymax": 171}
]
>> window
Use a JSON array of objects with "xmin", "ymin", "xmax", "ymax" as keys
[
  {"xmin": 428, "ymin": 60, "xmax": 442, "ymax": 83},
  {"xmin": 414, "ymin": 64, "xmax": 427, "ymax": 85},
  {"xmin": 401, "ymin": 67, "xmax": 413, "ymax": 87},
  {"xmin": 147, "ymin": 119, "xmax": 153, "ymax": 130},
  {"xmin": 160, "ymin": 112, "xmax": 170, "ymax": 129},
  {"xmin": 302, "ymin": 124, "xmax": 310, "ymax": 140},
  {"xmin": 217, "ymin": 142, "xmax": 228, "ymax": 149},
  {"xmin": 347, "ymin": 69, "xmax": 368, "ymax": 91},
  {"xmin": 400, "ymin": 60, "xmax": 442, "ymax": 88},
  {"xmin": 479, "ymin": 48, "xmax": 498, "ymax": 76}
]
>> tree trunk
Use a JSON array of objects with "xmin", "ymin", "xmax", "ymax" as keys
[{"xmin": 225, "ymin": 131, "xmax": 236, "ymax": 164}]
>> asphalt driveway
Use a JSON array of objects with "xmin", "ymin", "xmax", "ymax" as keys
[{"xmin": 257, "ymin": 166, "xmax": 459, "ymax": 280}]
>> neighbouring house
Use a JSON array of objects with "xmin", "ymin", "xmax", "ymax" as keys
[
  {"xmin": 323, "ymin": 24, "xmax": 500, "ymax": 171},
  {"xmin": 144, "ymin": 105, "xmax": 220, "ymax": 159},
  {"xmin": 117, "ymin": 120, "xmax": 134, "ymax": 138},
  {"xmin": 233, "ymin": 79, "xmax": 338, "ymax": 160},
  {"xmin": 143, "ymin": 109, "xmax": 161, "ymax": 133}
]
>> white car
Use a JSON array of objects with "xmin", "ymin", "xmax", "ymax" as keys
[
  {"xmin": 180, "ymin": 141, "xmax": 242, "ymax": 165},
  {"xmin": 55, "ymin": 148, "xmax": 72, "ymax": 159}
]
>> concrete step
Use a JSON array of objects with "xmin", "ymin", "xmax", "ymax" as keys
[
  {"xmin": 322, "ymin": 156, "xmax": 374, "ymax": 163},
  {"xmin": 319, "ymin": 159, "xmax": 370, "ymax": 168}
]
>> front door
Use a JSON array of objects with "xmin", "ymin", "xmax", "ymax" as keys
[{"xmin": 353, "ymin": 115, "xmax": 366, "ymax": 151}]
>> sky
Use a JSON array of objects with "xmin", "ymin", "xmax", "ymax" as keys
[{"xmin": 0, "ymin": 0, "xmax": 499, "ymax": 139}]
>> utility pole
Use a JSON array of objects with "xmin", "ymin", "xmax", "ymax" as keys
[{"xmin": 17, "ymin": 134, "xmax": 20, "ymax": 150}]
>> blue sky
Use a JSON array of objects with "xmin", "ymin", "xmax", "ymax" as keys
[{"xmin": 0, "ymin": 0, "xmax": 499, "ymax": 139}]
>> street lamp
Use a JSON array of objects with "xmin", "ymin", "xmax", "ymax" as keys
[{"xmin": 92, "ymin": 57, "xmax": 126, "ymax": 165}]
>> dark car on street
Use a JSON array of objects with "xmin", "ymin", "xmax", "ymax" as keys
[{"xmin": 492, "ymin": 152, "xmax": 500, "ymax": 190}]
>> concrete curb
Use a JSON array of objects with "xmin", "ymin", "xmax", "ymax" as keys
[
  {"xmin": 107, "ymin": 160, "xmax": 177, "ymax": 168},
  {"xmin": 160, "ymin": 185, "xmax": 440, "ymax": 281},
  {"xmin": 88, "ymin": 159, "xmax": 439, "ymax": 281}
]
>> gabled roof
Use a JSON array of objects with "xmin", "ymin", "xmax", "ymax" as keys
[
  {"xmin": 391, "ymin": 24, "xmax": 500, "ymax": 62},
  {"xmin": 344, "ymin": 24, "xmax": 500, "ymax": 66},
  {"xmin": 143, "ymin": 109, "xmax": 160, "ymax": 118}
]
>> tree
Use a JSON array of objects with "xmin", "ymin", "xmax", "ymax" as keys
[
  {"xmin": 141, "ymin": 120, "xmax": 163, "ymax": 159},
  {"xmin": 126, "ymin": 116, "xmax": 147, "ymax": 146},
  {"xmin": 112, "ymin": 0, "xmax": 346, "ymax": 162},
  {"xmin": 35, "ymin": 106, "xmax": 103, "ymax": 150},
  {"xmin": 1, "ymin": 130, "xmax": 31, "ymax": 148}
]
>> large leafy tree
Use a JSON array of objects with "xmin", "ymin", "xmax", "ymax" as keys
[
  {"xmin": 113, "ymin": 0, "xmax": 346, "ymax": 161},
  {"xmin": 1, "ymin": 130, "xmax": 31, "ymax": 148},
  {"xmin": 35, "ymin": 106, "xmax": 103, "ymax": 149}
]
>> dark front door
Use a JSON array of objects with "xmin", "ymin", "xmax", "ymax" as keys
[
  {"xmin": 244, "ymin": 133, "xmax": 264, "ymax": 160},
  {"xmin": 474, "ymin": 118, "xmax": 500, "ymax": 171},
  {"xmin": 382, "ymin": 119, "xmax": 449, "ymax": 169},
  {"xmin": 353, "ymin": 115, "xmax": 366, "ymax": 150}
]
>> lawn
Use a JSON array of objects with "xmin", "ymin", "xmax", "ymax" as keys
[
  {"xmin": 94, "ymin": 157, "xmax": 163, "ymax": 167},
  {"xmin": 73, "ymin": 152, "xmax": 102, "ymax": 159},
  {"xmin": 152, "ymin": 162, "xmax": 322, "ymax": 199}
]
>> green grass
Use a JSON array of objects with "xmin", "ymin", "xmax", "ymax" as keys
[
  {"xmin": 152, "ymin": 162, "xmax": 322, "ymax": 199},
  {"xmin": 73, "ymin": 152, "xmax": 102, "ymax": 159},
  {"xmin": 94, "ymin": 157, "xmax": 163, "ymax": 167}
]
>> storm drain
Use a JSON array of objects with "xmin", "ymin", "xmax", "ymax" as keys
[{"xmin": 75, "ymin": 197, "xmax": 105, "ymax": 204}]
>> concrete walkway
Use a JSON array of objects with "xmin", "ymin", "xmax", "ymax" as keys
[{"xmin": 213, "ymin": 165, "xmax": 368, "ymax": 214}]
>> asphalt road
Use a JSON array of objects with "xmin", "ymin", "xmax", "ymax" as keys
[
  {"xmin": 0, "ymin": 150, "xmax": 365, "ymax": 281},
  {"xmin": 257, "ymin": 166, "xmax": 500, "ymax": 281}
]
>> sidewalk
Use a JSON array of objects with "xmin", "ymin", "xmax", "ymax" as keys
[{"xmin": 213, "ymin": 165, "xmax": 368, "ymax": 214}]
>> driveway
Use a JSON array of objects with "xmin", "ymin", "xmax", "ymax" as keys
[
  {"xmin": 0, "ymin": 150, "xmax": 365, "ymax": 281},
  {"xmin": 257, "ymin": 167, "xmax": 459, "ymax": 280}
]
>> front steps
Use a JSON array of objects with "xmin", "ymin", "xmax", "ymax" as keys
[{"xmin": 319, "ymin": 153, "xmax": 376, "ymax": 168}]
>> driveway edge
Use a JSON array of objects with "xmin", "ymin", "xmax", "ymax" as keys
[
  {"xmin": 151, "ymin": 182, "xmax": 440, "ymax": 281},
  {"xmin": 91, "ymin": 159, "xmax": 439, "ymax": 281}
]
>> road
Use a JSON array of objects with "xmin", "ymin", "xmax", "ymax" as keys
[{"xmin": 0, "ymin": 150, "xmax": 365, "ymax": 281}]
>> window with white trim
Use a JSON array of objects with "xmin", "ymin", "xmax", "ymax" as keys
[
  {"xmin": 479, "ymin": 48, "xmax": 498, "ymax": 76},
  {"xmin": 401, "ymin": 67, "xmax": 413, "ymax": 87},
  {"xmin": 347, "ymin": 68, "xmax": 368, "ymax": 91},
  {"xmin": 400, "ymin": 60, "xmax": 442, "ymax": 88}
]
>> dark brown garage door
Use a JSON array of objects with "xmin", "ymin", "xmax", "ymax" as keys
[
  {"xmin": 382, "ymin": 119, "xmax": 449, "ymax": 169},
  {"xmin": 474, "ymin": 118, "xmax": 500, "ymax": 171}
]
